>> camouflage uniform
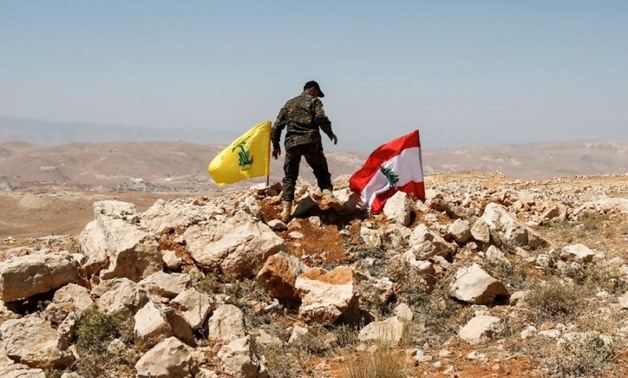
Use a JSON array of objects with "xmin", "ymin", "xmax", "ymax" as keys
[{"xmin": 271, "ymin": 93, "xmax": 335, "ymax": 201}]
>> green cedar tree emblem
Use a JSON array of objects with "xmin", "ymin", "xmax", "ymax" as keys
[
  {"xmin": 232, "ymin": 137, "xmax": 254, "ymax": 169},
  {"xmin": 380, "ymin": 166, "xmax": 399, "ymax": 187}
]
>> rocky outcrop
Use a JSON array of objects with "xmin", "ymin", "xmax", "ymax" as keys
[
  {"xmin": 0, "ymin": 253, "xmax": 78, "ymax": 302},
  {"xmin": 183, "ymin": 211, "xmax": 286, "ymax": 278}
]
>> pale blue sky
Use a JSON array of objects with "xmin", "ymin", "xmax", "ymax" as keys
[{"xmin": 1, "ymin": 1, "xmax": 627, "ymax": 151}]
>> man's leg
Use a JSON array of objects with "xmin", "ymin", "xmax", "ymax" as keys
[
  {"xmin": 282, "ymin": 147, "xmax": 302, "ymax": 201},
  {"xmin": 304, "ymin": 146, "xmax": 332, "ymax": 192}
]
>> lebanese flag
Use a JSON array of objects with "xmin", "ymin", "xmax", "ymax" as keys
[{"xmin": 350, "ymin": 130, "xmax": 425, "ymax": 214}]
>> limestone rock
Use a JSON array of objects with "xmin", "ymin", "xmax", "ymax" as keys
[
  {"xmin": 358, "ymin": 316, "xmax": 404, "ymax": 345},
  {"xmin": 79, "ymin": 200, "xmax": 162, "ymax": 282},
  {"xmin": 407, "ymin": 224, "xmax": 454, "ymax": 259},
  {"xmin": 0, "ymin": 253, "xmax": 78, "ymax": 302},
  {"xmin": 383, "ymin": 191, "xmax": 413, "ymax": 226},
  {"xmin": 296, "ymin": 266, "xmax": 360, "ymax": 325},
  {"xmin": 139, "ymin": 271, "xmax": 190, "ymax": 298},
  {"xmin": 449, "ymin": 219, "xmax": 471, "ymax": 244},
  {"xmin": 134, "ymin": 301, "xmax": 173, "ymax": 351},
  {"xmin": 135, "ymin": 337, "xmax": 199, "ymax": 378},
  {"xmin": 450, "ymin": 263, "xmax": 510, "ymax": 305},
  {"xmin": 561, "ymin": 244, "xmax": 596, "ymax": 263},
  {"xmin": 459, "ymin": 315, "xmax": 504, "ymax": 344},
  {"xmin": 52, "ymin": 283, "xmax": 94, "ymax": 316},
  {"xmin": 256, "ymin": 252, "xmax": 308, "ymax": 301},
  {"xmin": 206, "ymin": 304, "xmax": 246, "ymax": 342},
  {"xmin": 217, "ymin": 336, "xmax": 268, "ymax": 378},
  {"xmin": 183, "ymin": 211, "xmax": 285, "ymax": 278},
  {"xmin": 478, "ymin": 203, "xmax": 547, "ymax": 248},
  {"xmin": 92, "ymin": 278, "xmax": 149, "ymax": 315},
  {"xmin": 171, "ymin": 288, "xmax": 214, "ymax": 331},
  {"xmin": 0, "ymin": 315, "xmax": 74, "ymax": 369}
]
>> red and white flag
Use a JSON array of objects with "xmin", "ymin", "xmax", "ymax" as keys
[{"xmin": 350, "ymin": 130, "xmax": 425, "ymax": 213}]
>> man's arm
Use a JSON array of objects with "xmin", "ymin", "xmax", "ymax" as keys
[
  {"xmin": 313, "ymin": 99, "xmax": 337, "ymax": 144},
  {"xmin": 270, "ymin": 106, "xmax": 288, "ymax": 159}
]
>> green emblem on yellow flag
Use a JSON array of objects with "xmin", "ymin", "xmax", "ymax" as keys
[{"xmin": 208, "ymin": 121, "xmax": 271, "ymax": 187}]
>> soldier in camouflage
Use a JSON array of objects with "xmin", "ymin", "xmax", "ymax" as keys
[{"xmin": 271, "ymin": 80, "xmax": 338, "ymax": 222}]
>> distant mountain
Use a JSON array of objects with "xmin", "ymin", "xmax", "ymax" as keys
[
  {"xmin": 0, "ymin": 139, "xmax": 625, "ymax": 193},
  {"xmin": 0, "ymin": 114, "xmax": 236, "ymax": 145},
  {"xmin": 1, "ymin": 115, "xmax": 626, "ymax": 190}
]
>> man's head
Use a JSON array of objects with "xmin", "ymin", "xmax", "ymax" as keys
[{"xmin": 303, "ymin": 80, "xmax": 325, "ymax": 98}]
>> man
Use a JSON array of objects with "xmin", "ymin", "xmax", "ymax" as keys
[{"xmin": 271, "ymin": 80, "xmax": 338, "ymax": 222}]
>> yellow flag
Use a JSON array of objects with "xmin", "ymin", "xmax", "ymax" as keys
[{"xmin": 208, "ymin": 120, "xmax": 271, "ymax": 187}]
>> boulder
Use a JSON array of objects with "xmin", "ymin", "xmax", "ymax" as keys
[
  {"xmin": 183, "ymin": 211, "xmax": 285, "ymax": 278},
  {"xmin": 407, "ymin": 224, "xmax": 455, "ymax": 259},
  {"xmin": 141, "ymin": 197, "xmax": 219, "ymax": 234},
  {"xmin": 217, "ymin": 336, "xmax": 268, "ymax": 378},
  {"xmin": 449, "ymin": 263, "xmax": 510, "ymax": 305},
  {"xmin": 79, "ymin": 200, "xmax": 162, "ymax": 282},
  {"xmin": 0, "ymin": 253, "xmax": 78, "ymax": 302},
  {"xmin": 171, "ymin": 288, "xmax": 214, "ymax": 331},
  {"xmin": 135, "ymin": 337, "xmax": 199, "ymax": 378},
  {"xmin": 256, "ymin": 252, "xmax": 308, "ymax": 301},
  {"xmin": 139, "ymin": 271, "xmax": 190, "ymax": 298},
  {"xmin": 0, "ymin": 315, "xmax": 74, "ymax": 368},
  {"xmin": 459, "ymin": 315, "xmax": 504, "ymax": 344},
  {"xmin": 295, "ymin": 266, "xmax": 360, "ymax": 325},
  {"xmin": 206, "ymin": 304, "xmax": 246, "ymax": 342},
  {"xmin": 92, "ymin": 278, "xmax": 149, "ymax": 315},
  {"xmin": 358, "ymin": 316, "xmax": 404, "ymax": 345},
  {"xmin": 478, "ymin": 203, "xmax": 547, "ymax": 248},
  {"xmin": 134, "ymin": 301, "xmax": 173, "ymax": 351},
  {"xmin": 52, "ymin": 283, "xmax": 94, "ymax": 316},
  {"xmin": 383, "ymin": 191, "xmax": 413, "ymax": 226}
]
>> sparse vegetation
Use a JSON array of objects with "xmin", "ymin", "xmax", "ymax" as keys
[
  {"xmin": 341, "ymin": 346, "xmax": 410, "ymax": 378},
  {"xmin": 525, "ymin": 278, "xmax": 583, "ymax": 323},
  {"xmin": 545, "ymin": 332, "xmax": 616, "ymax": 377},
  {"xmin": 71, "ymin": 306, "xmax": 137, "ymax": 377}
]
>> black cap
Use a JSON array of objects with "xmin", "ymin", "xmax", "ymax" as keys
[{"xmin": 304, "ymin": 80, "xmax": 325, "ymax": 97}]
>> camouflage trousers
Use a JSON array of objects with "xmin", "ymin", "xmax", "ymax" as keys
[{"xmin": 281, "ymin": 143, "xmax": 332, "ymax": 201}]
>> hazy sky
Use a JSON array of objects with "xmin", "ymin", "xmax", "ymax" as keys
[{"xmin": 1, "ymin": 1, "xmax": 627, "ymax": 151}]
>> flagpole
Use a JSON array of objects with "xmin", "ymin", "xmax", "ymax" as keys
[{"xmin": 266, "ymin": 122, "xmax": 271, "ymax": 188}]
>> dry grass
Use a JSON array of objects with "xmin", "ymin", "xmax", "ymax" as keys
[
  {"xmin": 544, "ymin": 332, "xmax": 616, "ymax": 377},
  {"xmin": 340, "ymin": 346, "xmax": 410, "ymax": 378},
  {"xmin": 524, "ymin": 278, "xmax": 583, "ymax": 324}
]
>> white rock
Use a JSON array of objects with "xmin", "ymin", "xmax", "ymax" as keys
[
  {"xmin": 206, "ymin": 304, "xmax": 246, "ymax": 342},
  {"xmin": 449, "ymin": 263, "xmax": 510, "ymax": 305},
  {"xmin": 458, "ymin": 315, "xmax": 503, "ymax": 345},
  {"xmin": 183, "ymin": 211, "xmax": 285, "ymax": 278},
  {"xmin": 217, "ymin": 336, "xmax": 268, "ymax": 378},
  {"xmin": 135, "ymin": 337, "xmax": 199, "ymax": 378},
  {"xmin": 0, "ymin": 315, "xmax": 74, "ymax": 369},
  {"xmin": 134, "ymin": 301, "xmax": 173, "ymax": 350},
  {"xmin": 383, "ymin": 191, "xmax": 413, "ymax": 226},
  {"xmin": 139, "ymin": 271, "xmax": 190, "ymax": 298},
  {"xmin": 295, "ymin": 266, "xmax": 360, "ymax": 325},
  {"xmin": 0, "ymin": 253, "xmax": 78, "ymax": 302},
  {"xmin": 561, "ymin": 244, "xmax": 596, "ymax": 263},
  {"xmin": 358, "ymin": 316, "xmax": 404, "ymax": 345},
  {"xmin": 171, "ymin": 288, "xmax": 214, "ymax": 330}
]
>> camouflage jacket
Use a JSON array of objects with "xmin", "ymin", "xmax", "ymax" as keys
[{"xmin": 271, "ymin": 93, "xmax": 333, "ymax": 150}]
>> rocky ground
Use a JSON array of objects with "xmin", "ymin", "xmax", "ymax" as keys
[{"xmin": 0, "ymin": 171, "xmax": 627, "ymax": 378}]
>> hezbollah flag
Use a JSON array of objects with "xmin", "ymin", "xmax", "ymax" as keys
[
  {"xmin": 349, "ymin": 130, "xmax": 425, "ymax": 213},
  {"xmin": 208, "ymin": 120, "xmax": 271, "ymax": 187}
]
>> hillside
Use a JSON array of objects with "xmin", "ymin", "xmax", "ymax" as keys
[
  {"xmin": 0, "ymin": 173, "xmax": 626, "ymax": 377},
  {"xmin": 0, "ymin": 140, "xmax": 626, "ymax": 194}
]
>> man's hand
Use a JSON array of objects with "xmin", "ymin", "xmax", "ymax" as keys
[
  {"xmin": 330, "ymin": 134, "xmax": 338, "ymax": 145},
  {"xmin": 272, "ymin": 148, "xmax": 281, "ymax": 159}
]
